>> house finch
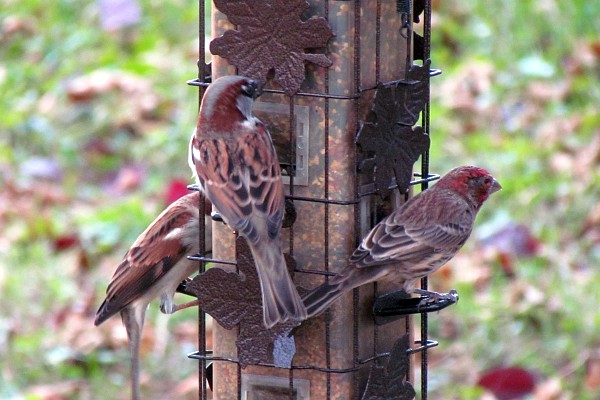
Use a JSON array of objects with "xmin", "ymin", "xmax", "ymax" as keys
[
  {"xmin": 303, "ymin": 166, "xmax": 501, "ymax": 317},
  {"xmin": 188, "ymin": 75, "xmax": 307, "ymax": 328},
  {"xmin": 95, "ymin": 192, "xmax": 202, "ymax": 400}
]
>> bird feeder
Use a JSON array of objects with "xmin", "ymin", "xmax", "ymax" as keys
[{"xmin": 184, "ymin": 0, "xmax": 453, "ymax": 398}]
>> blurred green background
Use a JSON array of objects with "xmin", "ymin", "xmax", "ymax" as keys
[{"xmin": 2, "ymin": 0, "xmax": 600, "ymax": 398}]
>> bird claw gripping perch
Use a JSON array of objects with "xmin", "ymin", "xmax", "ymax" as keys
[
  {"xmin": 210, "ymin": 211, "xmax": 224, "ymax": 223},
  {"xmin": 372, "ymin": 289, "xmax": 459, "ymax": 325},
  {"xmin": 414, "ymin": 288, "xmax": 459, "ymax": 305}
]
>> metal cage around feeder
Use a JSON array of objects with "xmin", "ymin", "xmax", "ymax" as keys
[{"xmin": 181, "ymin": 0, "xmax": 453, "ymax": 398}]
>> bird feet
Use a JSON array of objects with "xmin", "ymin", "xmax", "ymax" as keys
[
  {"xmin": 372, "ymin": 288, "xmax": 459, "ymax": 324},
  {"xmin": 172, "ymin": 299, "xmax": 201, "ymax": 313},
  {"xmin": 211, "ymin": 211, "xmax": 224, "ymax": 222},
  {"xmin": 415, "ymin": 289, "xmax": 459, "ymax": 306},
  {"xmin": 160, "ymin": 298, "xmax": 201, "ymax": 314}
]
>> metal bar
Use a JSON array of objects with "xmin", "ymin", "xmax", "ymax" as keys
[
  {"xmin": 285, "ymin": 195, "xmax": 360, "ymax": 206},
  {"xmin": 195, "ymin": 1, "xmax": 207, "ymax": 398},
  {"xmin": 188, "ymin": 353, "xmax": 390, "ymax": 373},
  {"xmin": 187, "ymin": 254, "xmax": 238, "ymax": 266},
  {"xmin": 357, "ymin": 174, "xmax": 440, "ymax": 197},
  {"xmin": 188, "ymin": 75, "xmax": 444, "ymax": 96},
  {"xmin": 294, "ymin": 268, "xmax": 337, "ymax": 277},
  {"xmin": 237, "ymin": 364, "xmax": 242, "ymax": 399},
  {"xmin": 323, "ymin": 1, "xmax": 332, "ymax": 397},
  {"xmin": 188, "ymin": 340, "xmax": 437, "ymax": 370},
  {"xmin": 375, "ymin": 0, "xmax": 381, "ymax": 84},
  {"xmin": 289, "ymin": 368, "xmax": 295, "ymax": 400},
  {"xmin": 373, "ymin": 0, "xmax": 382, "ymax": 373},
  {"xmin": 187, "ymin": 79, "xmax": 362, "ymax": 99},
  {"xmin": 420, "ymin": 0, "xmax": 433, "ymax": 396},
  {"xmin": 353, "ymin": 2, "xmax": 362, "ymax": 399},
  {"xmin": 409, "ymin": 339, "xmax": 439, "ymax": 354},
  {"xmin": 288, "ymin": 94, "xmax": 296, "ymax": 257}
]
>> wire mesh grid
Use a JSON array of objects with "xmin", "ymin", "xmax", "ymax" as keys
[{"xmin": 184, "ymin": 0, "xmax": 444, "ymax": 398}]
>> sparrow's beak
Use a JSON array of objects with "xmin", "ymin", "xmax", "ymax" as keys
[{"xmin": 489, "ymin": 178, "xmax": 502, "ymax": 194}]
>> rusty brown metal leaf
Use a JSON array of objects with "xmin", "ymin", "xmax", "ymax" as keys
[
  {"xmin": 361, "ymin": 335, "xmax": 416, "ymax": 400},
  {"xmin": 210, "ymin": 0, "xmax": 334, "ymax": 95},
  {"xmin": 187, "ymin": 237, "xmax": 299, "ymax": 368}
]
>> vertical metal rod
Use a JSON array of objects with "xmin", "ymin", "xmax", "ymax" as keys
[
  {"xmin": 198, "ymin": 197, "xmax": 207, "ymax": 400},
  {"xmin": 403, "ymin": 190, "xmax": 413, "ymax": 385},
  {"xmin": 197, "ymin": 1, "xmax": 207, "ymax": 398},
  {"xmin": 353, "ymin": 2, "xmax": 362, "ymax": 398},
  {"xmin": 373, "ymin": 0, "xmax": 382, "ymax": 374},
  {"xmin": 373, "ymin": 282, "xmax": 379, "ymax": 361},
  {"xmin": 375, "ymin": 0, "xmax": 381, "ymax": 84},
  {"xmin": 288, "ymin": 99, "xmax": 296, "ymax": 256},
  {"xmin": 323, "ymin": 0, "xmax": 332, "ymax": 397},
  {"xmin": 420, "ymin": 0, "xmax": 433, "ymax": 398},
  {"xmin": 420, "ymin": 298, "xmax": 429, "ymax": 399},
  {"xmin": 237, "ymin": 363, "xmax": 242, "ymax": 399},
  {"xmin": 289, "ymin": 366, "xmax": 295, "ymax": 399}
]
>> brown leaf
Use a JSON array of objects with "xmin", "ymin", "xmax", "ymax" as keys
[
  {"xmin": 361, "ymin": 335, "xmax": 416, "ymax": 400},
  {"xmin": 210, "ymin": 0, "xmax": 334, "ymax": 95},
  {"xmin": 585, "ymin": 356, "xmax": 600, "ymax": 390},
  {"xmin": 187, "ymin": 237, "xmax": 299, "ymax": 368},
  {"xmin": 26, "ymin": 381, "xmax": 85, "ymax": 400},
  {"xmin": 564, "ymin": 40, "xmax": 600, "ymax": 76},
  {"xmin": 357, "ymin": 84, "xmax": 430, "ymax": 198}
]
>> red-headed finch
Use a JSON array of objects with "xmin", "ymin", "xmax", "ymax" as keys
[
  {"xmin": 188, "ymin": 75, "xmax": 307, "ymax": 328},
  {"xmin": 95, "ymin": 192, "xmax": 202, "ymax": 400},
  {"xmin": 303, "ymin": 166, "xmax": 501, "ymax": 317}
]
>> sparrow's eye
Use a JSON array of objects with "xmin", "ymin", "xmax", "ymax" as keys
[{"xmin": 241, "ymin": 80, "xmax": 258, "ymax": 98}]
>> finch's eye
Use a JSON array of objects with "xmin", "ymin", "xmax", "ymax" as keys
[{"xmin": 483, "ymin": 177, "xmax": 491, "ymax": 185}]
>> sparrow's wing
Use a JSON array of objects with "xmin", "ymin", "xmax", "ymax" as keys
[
  {"xmin": 191, "ymin": 122, "xmax": 284, "ymax": 243},
  {"xmin": 94, "ymin": 193, "xmax": 199, "ymax": 326}
]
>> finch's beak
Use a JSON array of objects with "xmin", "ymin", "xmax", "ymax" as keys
[{"xmin": 489, "ymin": 178, "xmax": 502, "ymax": 194}]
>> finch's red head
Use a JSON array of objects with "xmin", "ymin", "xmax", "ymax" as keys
[
  {"xmin": 435, "ymin": 166, "xmax": 501, "ymax": 208},
  {"xmin": 197, "ymin": 75, "xmax": 259, "ymax": 133}
]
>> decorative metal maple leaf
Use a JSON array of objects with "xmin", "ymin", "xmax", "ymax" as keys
[
  {"xmin": 356, "ymin": 61, "xmax": 431, "ymax": 197},
  {"xmin": 396, "ymin": 60, "xmax": 431, "ymax": 126},
  {"xmin": 361, "ymin": 335, "xmax": 416, "ymax": 400},
  {"xmin": 210, "ymin": 0, "xmax": 334, "ymax": 96},
  {"xmin": 187, "ymin": 237, "xmax": 299, "ymax": 368}
]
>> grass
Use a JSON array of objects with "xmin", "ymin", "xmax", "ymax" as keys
[
  {"xmin": 425, "ymin": 0, "xmax": 600, "ymax": 398},
  {"xmin": 2, "ymin": 0, "xmax": 600, "ymax": 398}
]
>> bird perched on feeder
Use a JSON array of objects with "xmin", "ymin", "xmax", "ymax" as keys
[
  {"xmin": 302, "ymin": 166, "xmax": 501, "ymax": 317},
  {"xmin": 188, "ymin": 75, "xmax": 307, "ymax": 328},
  {"xmin": 95, "ymin": 191, "xmax": 203, "ymax": 400}
]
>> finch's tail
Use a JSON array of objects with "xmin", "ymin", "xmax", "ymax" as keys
[{"xmin": 250, "ymin": 241, "xmax": 307, "ymax": 328}]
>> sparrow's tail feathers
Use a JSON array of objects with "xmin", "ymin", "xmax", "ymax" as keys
[
  {"xmin": 94, "ymin": 299, "xmax": 113, "ymax": 326},
  {"xmin": 250, "ymin": 242, "xmax": 307, "ymax": 328}
]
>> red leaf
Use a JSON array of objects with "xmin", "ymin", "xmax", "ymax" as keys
[
  {"xmin": 477, "ymin": 367, "xmax": 536, "ymax": 400},
  {"xmin": 165, "ymin": 179, "xmax": 190, "ymax": 205},
  {"xmin": 53, "ymin": 235, "xmax": 79, "ymax": 251}
]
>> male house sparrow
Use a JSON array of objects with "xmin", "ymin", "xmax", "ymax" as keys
[
  {"xmin": 188, "ymin": 75, "xmax": 306, "ymax": 328},
  {"xmin": 303, "ymin": 166, "xmax": 501, "ymax": 317},
  {"xmin": 95, "ymin": 192, "xmax": 201, "ymax": 400}
]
